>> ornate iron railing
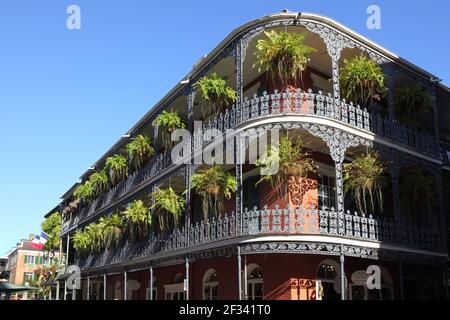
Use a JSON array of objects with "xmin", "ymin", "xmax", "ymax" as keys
[
  {"xmin": 76, "ymin": 205, "xmax": 445, "ymax": 271},
  {"xmin": 195, "ymin": 88, "xmax": 439, "ymax": 155}
]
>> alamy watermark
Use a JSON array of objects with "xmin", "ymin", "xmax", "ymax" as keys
[{"xmin": 66, "ymin": 5, "xmax": 81, "ymax": 30}]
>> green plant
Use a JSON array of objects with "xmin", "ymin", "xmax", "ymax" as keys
[
  {"xmin": 253, "ymin": 30, "xmax": 316, "ymax": 87},
  {"xmin": 99, "ymin": 213, "xmax": 124, "ymax": 248},
  {"xmin": 340, "ymin": 54, "xmax": 386, "ymax": 107},
  {"xmin": 152, "ymin": 111, "xmax": 186, "ymax": 151},
  {"xmin": 73, "ymin": 181, "xmax": 95, "ymax": 204},
  {"xmin": 343, "ymin": 152, "xmax": 386, "ymax": 214},
  {"xmin": 399, "ymin": 166, "xmax": 437, "ymax": 220},
  {"xmin": 189, "ymin": 165, "xmax": 236, "ymax": 220},
  {"xmin": 84, "ymin": 222, "xmax": 105, "ymax": 253},
  {"xmin": 126, "ymin": 135, "xmax": 154, "ymax": 170},
  {"xmin": 105, "ymin": 155, "xmax": 128, "ymax": 185},
  {"xmin": 151, "ymin": 187, "xmax": 186, "ymax": 231},
  {"xmin": 256, "ymin": 136, "xmax": 317, "ymax": 200},
  {"xmin": 41, "ymin": 212, "xmax": 61, "ymax": 252},
  {"xmin": 89, "ymin": 170, "xmax": 109, "ymax": 197},
  {"xmin": 194, "ymin": 73, "xmax": 237, "ymax": 120},
  {"xmin": 73, "ymin": 229, "xmax": 91, "ymax": 255},
  {"xmin": 394, "ymin": 82, "xmax": 432, "ymax": 124},
  {"xmin": 122, "ymin": 199, "xmax": 152, "ymax": 240}
]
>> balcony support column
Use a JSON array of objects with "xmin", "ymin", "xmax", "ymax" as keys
[
  {"xmin": 103, "ymin": 274, "xmax": 107, "ymax": 300},
  {"xmin": 149, "ymin": 266, "xmax": 154, "ymax": 300},
  {"xmin": 185, "ymin": 257, "xmax": 190, "ymax": 300},
  {"xmin": 237, "ymin": 246, "xmax": 242, "ymax": 300},
  {"xmin": 124, "ymin": 270, "xmax": 127, "ymax": 300},
  {"xmin": 340, "ymin": 244, "xmax": 346, "ymax": 300},
  {"xmin": 235, "ymin": 133, "xmax": 244, "ymax": 215},
  {"xmin": 87, "ymin": 277, "xmax": 90, "ymax": 301},
  {"xmin": 56, "ymin": 281, "xmax": 60, "ymax": 300}
]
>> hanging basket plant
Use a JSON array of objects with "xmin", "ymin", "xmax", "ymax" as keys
[
  {"xmin": 126, "ymin": 135, "xmax": 154, "ymax": 170},
  {"xmin": 253, "ymin": 30, "xmax": 316, "ymax": 89},
  {"xmin": 41, "ymin": 212, "xmax": 61, "ymax": 252},
  {"xmin": 343, "ymin": 152, "xmax": 386, "ymax": 214},
  {"xmin": 73, "ymin": 181, "xmax": 95, "ymax": 204},
  {"xmin": 340, "ymin": 54, "xmax": 386, "ymax": 108},
  {"xmin": 152, "ymin": 111, "xmax": 186, "ymax": 151},
  {"xmin": 105, "ymin": 154, "xmax": 129, "ymax": 185},
  {"xmin": 88, "ymin": 170, "xmax": 109, "ymax": 197},
  {"xmin": 122, "ymin": 199, "xmax": 152, "ymax": 241},
  {"xmin": 394, "ymin": 82, "xmax": 432, "ymax": 127},
  {"xmin": 99, "ymin": 213, "xmax": 124, "ymax": 249},
  {"xmin": 84, "ymin": 222, "xmax": 105, "ymax": 253},
  {"xmin": 194, "ymin": 73, "xmax": 237, "ymax": 120},
  {"xmin": 189, "ymin": 165, "xmax": 236, "ymax": 220},
  {"xmin": 399, "ymin": 166, "xmax": 437, "ymax": 219},
  {"xmin": 73, "ymin": 229, "xmax": 92, "ymax": 256},
  {"xmin": 150, "ymin": 187, "xmax": 186, "ymax": 231},
  {"xmin": 256, "ymin": 136, "xmax": 317, "ymax": 201}
]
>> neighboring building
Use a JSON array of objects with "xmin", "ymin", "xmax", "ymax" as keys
[
  {"xmin": 7, "ymin": 235, "xmax": 60, "ymax": 286},
  {"xmin": 0, "ymin": 257, "xmax": 8, "ymax": 279},
  {"xmin": 53, "ymin": 11, "xmax": 449, "ymax": 300}
]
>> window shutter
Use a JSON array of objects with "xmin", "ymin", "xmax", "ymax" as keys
[{"xmin": 24, "ymin": 255, "xmax": 27, "ymax": 263}]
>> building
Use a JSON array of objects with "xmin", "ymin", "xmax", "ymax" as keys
[
  {"xmin": 7, "ymin": 235, "xmax": 61, "ymax": 287},
  {"xmin": 53, "ymin": 11, "xmax": 450, "ymax": 300},
  {"xmin": 0, "ymin": 257, "xmax": 8, "ymax": 279}
]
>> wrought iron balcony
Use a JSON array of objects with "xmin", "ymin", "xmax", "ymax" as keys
[
  {"xmin": 76, "ymin": 205, "xmax": 445, "ymax": 271},
  {"xmin": 195, "ymin": 88, "xmax": 439, "ymax": 156}
]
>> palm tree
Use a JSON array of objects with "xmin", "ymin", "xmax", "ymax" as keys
[
  {"xmin": 253, "ymin": 30, "xmax": 316, "ymax": 88},
  {"xmin": 122, "ymin": 200, "xmax": 152, "ymax": 240},
  {"xmin": 343, "ymin": 152, "xmax": 387, "ymax": 214},
  {"xmin": 105, "ymin": 155, "xmax": 128, "ymax": 185},
  {"xmin": 189, "ymin": 165, "xmax": 236, "ymax": 220},
  {"xmin": 150, "ymin": 187, "xmax": 186, "ymax": 231},
  {"xmin": 126, "ymin": 135, "xmax": 154, "ymax": 170}
]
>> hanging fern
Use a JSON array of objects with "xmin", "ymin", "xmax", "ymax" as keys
[
  {"xmin": 99, "ymin": 213, "xmax": 124, "ymax": 248},
  {"xmin": 343, "ymin": 152, "xmax": 386, "ymax": 215},
  {"xmin": 256, "ymin": 136, "xmax": 317, "ymax": 201},
  {"xmin": 41, "ymin": 212, "xmax": 61, "ymax": 251},
  {"xmin": 122, "ymin": 199, "xmax": 152, "ymax": 240},
  {"xmin": 253, "ymin": 30, "xmax": 316, "ymax": 87},
  {"xmin": 340, "ymin": 54, "xmax": 386, "ymax": 108},
  {"xmin": 151, "ymin": 187, "xmax": 186, "ymax": 231},
  {"xmin": 89, "ymin": 170, "xmax": 109, "ymax": 197},
  {"xmin": 152, "ymin": 111, "xmax": 186, "ymax": 151},
  {"xmin": 126, "ymin": 135, "xmax": 154, "ymax": 170},
  {"xmin": 194, "ymin": 73, "xmax": 237, "ymax": 120},
  {"xmin": 189, "ymin": 165, "xmax": 236, "ymax": 220},
  {"xmin": 73, "ymin": 181, "xmax": 95, "ymax": 204},
  {"xmin": 394, "ymin": 82, "xmax": 432, "ymax": 126},
  {"xmin": 73, "ymin": 229, "xmax": 91, "ymax": 255},
  {"xmin": 105, "ymin": 155, "xmax": 128, "ymax": 185}
]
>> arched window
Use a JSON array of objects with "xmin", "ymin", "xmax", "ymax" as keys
[
  {"xmin": 164, "ymin": 273, "xmax": 185, "ymax": 300},
  {"xmin": 316, "ymin": 260, "xmax": 340, "ymax": 300},
  {"xmin": 203, "ymin": 269, "xmax": 219, "ymax": 300},
  {"xmin": 247, "ymin": 264, "xmax": 263, "ymax": 300}
]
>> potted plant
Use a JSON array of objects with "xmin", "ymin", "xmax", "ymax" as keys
[
  {"xmin": 343, "ymin": 152, "xmax": 386, "ymax": 214},
  {"xmin": 189, "ymin": 165, "xmax": 236, "ymax": 220},
  {"xmin": 41, "ymin": 212, "xmax": 61, "ymax": 253},
  {"xmin": 73, "ymin": 229, "xmax": 91, "ymax": 255},
  {"xmin": 84, "ymin": 222, "xmax": 105, "ymax": 253},
  {"xmin": 394, "ymin": 82, "xmax": 432, "ymax": 127},
  {"xmin": 256, "ymin": 136, "xmax": 317, "ymax": 202},
  {"xmin": 340, "ymin": 54, "xmax": 386, "ymax": 108},
  {"xmin": 99, "ymin": 213, "xmax": 124, "ymax": 248},
  {"xmin": 399, "ymin": 166, "xmax": 437, "ymax": 222},
  {"xmin": 126, "ymin": 135, "xmax": 154, "ymax": 170},
  {"xmin": 150, "ymin": 187, "xmax": 186, "ymax": 231},
  {"xmin": 105, "ymin": 154, "xmax": 128, "ymax": 185},
  {"xmin": 88, "ymin": 170, "xmax": 109, "ymax": 197},
  {"xmin": 253, "ymin": 30, "xmax": 316, "ymax": 90},
  {"xmin": 152, "ymin": 111, "xmax": 186, "ymax": 151},
  {"xmin": 194, "ymin": 73, "xmax": 237, "ymax": 120},
  {"xmin": 73, "ymin": 181, "xmax": 95, "ymax": 204},
  {"xmin": 122, "ymin": 199, "xmax": 152, "ymax": 240}
]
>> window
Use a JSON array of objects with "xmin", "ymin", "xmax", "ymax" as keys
[
  {"xmin": 24, "ymin": 272, "xmax": 34, "ymax": 283},
  {"xmin": 164, "ymin": 273, "xmax": 185, "ymax": 300},
  {"xmin": 24, "ymin": 255, "xmax": 35, "ymax": 266},
  {"xmin": 203, "ymin": 269, "xmax": 219, "ymax": 300},
  {"xmin": 318, "ymin": 174, "xmax": 336, "ymax": 209},
  {"xmin": 247, "ymin": 265, "xmax": 263, "ymax": 300},
  {"xmin": 316, "ymin": 260, "xmax": 340, "ymax": 300}
]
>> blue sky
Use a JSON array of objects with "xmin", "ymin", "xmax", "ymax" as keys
[{"xmin": 0, "ymin": 0, "xmax": 449, "ymax": 255}]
